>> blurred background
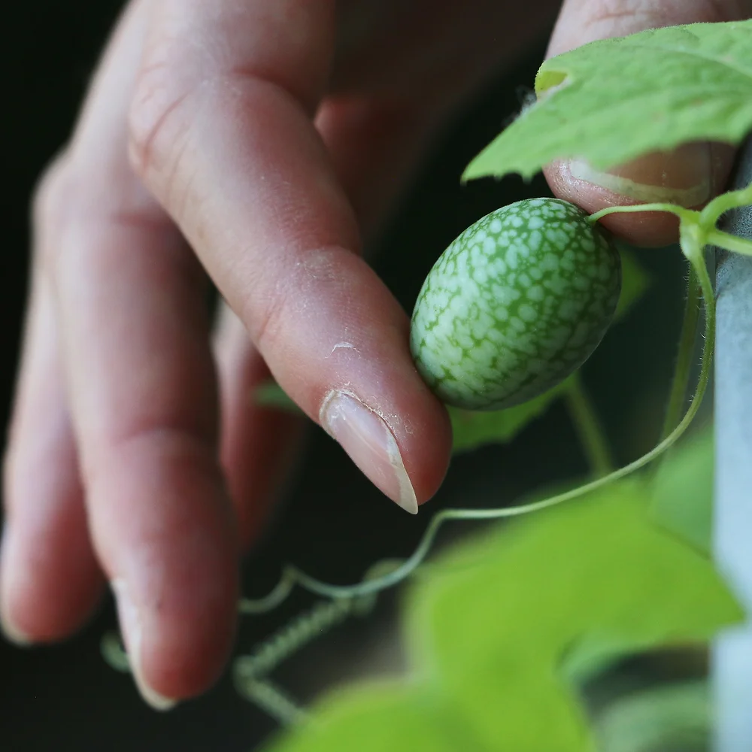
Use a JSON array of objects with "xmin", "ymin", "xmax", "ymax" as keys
[{"xmin": 1, "ymin": 3, "xmax": 688, "ymax": 750}]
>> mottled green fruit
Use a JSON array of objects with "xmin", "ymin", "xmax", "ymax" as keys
[{"xmin": 410, "ymin": 198, "xmax": 621, "ymax": 411}]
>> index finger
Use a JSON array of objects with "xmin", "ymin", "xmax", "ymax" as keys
[{"xmin": 128, "ymin": 0, "xmax": 452, "ymax": 512}]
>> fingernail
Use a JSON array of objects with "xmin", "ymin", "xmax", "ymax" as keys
[
  {"xmin": 111, "ymin": 579, "xmax": 177, "ymax": 711},
  {"xmin": 570, "ymin": 142, "xmax": 711, "ymax": 207},
  {"xmin": 0, "ymin": 614, "xmax": 33, "ymax": 647},
  {"xmin": 320, "ymin": 390, "xmax": 418, "ymax": 514},
  {"xmin": 0, "ymin": 526, "xmax": 33, "ymax": 646}
]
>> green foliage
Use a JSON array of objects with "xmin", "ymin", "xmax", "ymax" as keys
[
  {"xmin": 256, "ymin": 381, "xmax": 300, "ymax": 413},
  {"xmin": 464, "ymin": 21, "xmax": 752, "ymax": 182},
  {"xmin": 448, "ymin": 376, "xmax": 572, "ymax": 453},
  {"xmin": 265, "ymin": 459, "xmax": 742, "ymax": 752},
  {"xmin": 651, "ymin": 427, "xmax": 714, "ymax": 554}
]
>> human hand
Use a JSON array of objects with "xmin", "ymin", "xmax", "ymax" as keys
[{"xmin": 1, "ymin": 0, "xmax": 745, "ymax": 710}]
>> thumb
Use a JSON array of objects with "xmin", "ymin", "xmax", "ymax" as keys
[{"xmin": 543, "ymin": 0, "xmax": 749, "ymax": 247}]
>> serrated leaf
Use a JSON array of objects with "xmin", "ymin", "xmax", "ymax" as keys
[
  {"xmin": 406, "ymin": 480, "xmax": 743, "ymax": 751},
  {"xmin": 464, "ymin": 21, "xmax": 752, "ymax": 182},
  {"xmin": 651, "ymin": 426, "xmax": 714, "ymax": 554}
]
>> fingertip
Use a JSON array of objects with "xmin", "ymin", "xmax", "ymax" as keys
[
  {"xmin": 111, "ymin": 578, "xmax": 178, "ymax": 711},
  {"xmin": 320, "ymin": 389, "xmax": 419, "ymax": 514},
  {"xmin": 318, "ymin": 367, "xmax": 452, "ymax": 515},
  {"xmin": 544, "ymin": 141, "xmax": 736, "ymax": 246},
  {"xmin": 0, "ymin": 544, "xmax": 34, "ymax": 646},
  {"xmin": 1, "ymin": 416, "xmax": 106, "ymax": 645},
  {"xmin": 0, "ymin": 516, "xmax": 105, "ymax": 646},
  {"xmin": 399, "ymin": 387, "xmax": 453, "ymax": 509},
  {"xmin": 91, "ymin": 436, "xmax": 241, "ymax": 704},
  {"xmin": 111, "ymin": 557, "xmax": 239, "ymax": 706}
]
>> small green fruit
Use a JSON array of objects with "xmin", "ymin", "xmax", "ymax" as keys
[{"xmin": 410, "ymin": 198, "xmax": 621, "ymax": 411}]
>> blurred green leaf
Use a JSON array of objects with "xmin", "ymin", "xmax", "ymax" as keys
[
  {"xmin": 266, "ymin": 466, "xmax": 742, "ymax": 752},
  {"xmin": 256, "ymin": 382, "xmax": 301, "ymax": 413},
  {"xmin": 405, "ymin": 480, "xmax": 742, "ymax": 751},
  {"xmin": 651, "ymin": 426, "xmax": 714, "ymax": 555}
]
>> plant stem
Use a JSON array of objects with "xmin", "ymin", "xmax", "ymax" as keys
[
  {"xmin": 699, "ymin": 183, "xmax": 752, "ymax": 228},
  {"xmin": 659, "ymin": 266, "xmax": 701, "ymax": 442},
  {"xmin": 706, "ymin": 229, "xmax": 752, "ymax": 256},
  {"xmin": 564, "ymin": 374, "xmax": 614, "ymax": 477}
]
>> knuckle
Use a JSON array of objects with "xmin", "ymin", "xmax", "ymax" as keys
[{"xmin": 127, "ymin": 50, "xmax": 194, "ymax": 188}]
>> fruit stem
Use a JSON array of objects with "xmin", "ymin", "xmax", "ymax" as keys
[
  {"xmin": 659, "ymin": 265, "xmax": 701, "ymax": 444},
  {"xmin": 564, "ymin": 374, "xmax": 614, "ymax": 477}
]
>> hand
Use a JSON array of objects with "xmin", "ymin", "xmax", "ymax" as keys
[{"xmin": 2, "ymin": 0, "xmax": 744, "ymax": 710}]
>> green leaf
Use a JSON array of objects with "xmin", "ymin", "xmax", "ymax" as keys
[
  {"xmin": 651, "ymin": 426, "xmax": 714, "ymax": 555},
  {"xmin": 406, "ymin": 480, "xmax": 743, "ymax": 751},
  {"xmin": 464, "ymin": 21, "xmax": 752, "ymax": 182},
  {"xmin": 615, "ymin": 246, "xmax": 651, "ymax": 321},
  {"xmin": 448, "ymin": 376, "xmax": 572, "ymax": 453}
]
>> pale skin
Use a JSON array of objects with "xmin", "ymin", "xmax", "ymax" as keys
[{"xmin": 1, "ymin": 0, "xmax": 749, "ymax": 709}]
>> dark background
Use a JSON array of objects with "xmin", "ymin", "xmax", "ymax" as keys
[{"xmin": 1, "ymin": 3, "xmax": 685, "ymax": 750}]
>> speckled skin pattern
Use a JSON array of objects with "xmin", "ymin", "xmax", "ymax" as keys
[{"xmin": 410, "ymin": 198, "xmax": 621, "ymax": 411}]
